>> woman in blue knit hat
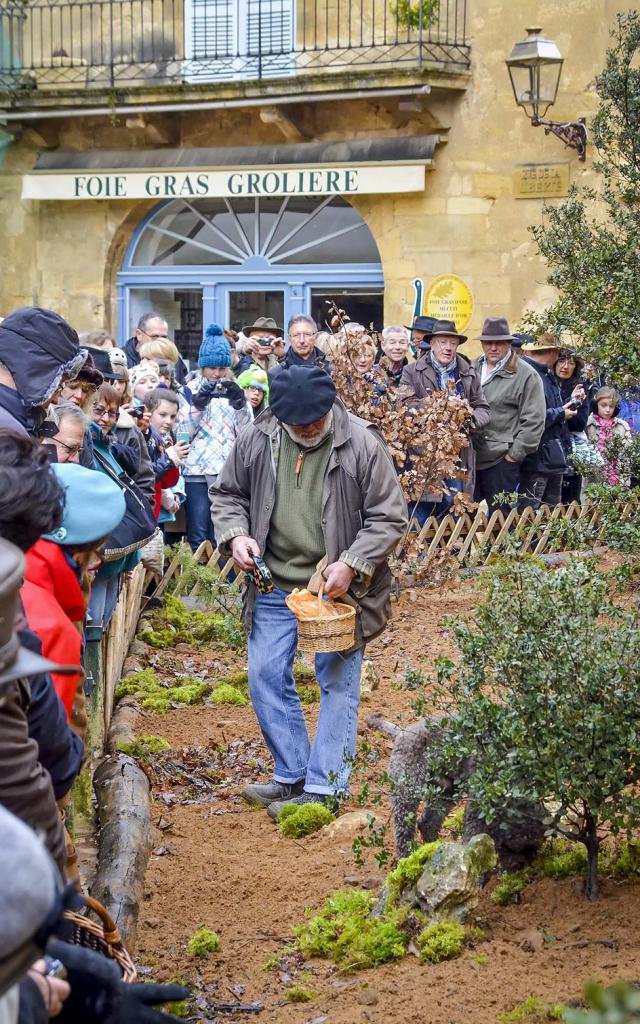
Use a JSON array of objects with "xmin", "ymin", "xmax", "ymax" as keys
[{"xmin": 179, "ymin": 324, "xmax": 250, "ymax": 549}]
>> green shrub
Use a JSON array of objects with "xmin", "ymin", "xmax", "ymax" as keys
[
  {"xmin": 186, "ymin": 928, "xmax": 221, "ymax": 957},
  {"xmin": 418, "ymin": 920, "xmax": 465, "ymax": 963},
  {"xmin": 604, "ymin": 839, "xmax": 640, "ymax": 879},
  {"xmin": 442, "ymin": 806, "xmax": 465, "ymax": 836},
  {"xmin": 532, "ymin": 840, "xmax": 588, "ymax": 880},
  {"xmin": 298, "ymin": 684, "xmax": 321, "ymax": 704},
  {"xmin": 278, "ymin": 803, "xmax": 334, "ymax": 838},
  {"xmin": 565, "ymin": 980, "xmax": 640, "ymax": 1023},
  {"xmin": 285, "ymin": 987, "xmax": 317, "ymax": 1003},
  {"xmin": 390, "ymin": 0, "xmax": 439, "ymax": 30},
  {"xmin": 116, "ymin": 735, "xmax": 170, "ymax": 759},
  {"xmin": 386, "ymin": 842, "xmax": 440, "ymax": 907},
  {"xmin": 499, "ymin": 996, "xmax": 566, "ymax": 1022},
  {"xmin": 295, "ymin": 890, "xmax": 407, "ymax": 970},
  {"xmin": 492, "ymin": 872, "xmax": 529, "ymax": 906},
  {"xmin": 210, "ymin": 684, "xmax": 249, "ymax": 706}
]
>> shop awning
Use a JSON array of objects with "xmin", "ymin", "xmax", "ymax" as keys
[{"xmin": 22, "ymin": 135, "xmax": 438, "ymax": 201}]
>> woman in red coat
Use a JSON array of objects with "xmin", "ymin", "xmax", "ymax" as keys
[{"xmin": 21, "ymin": 463, "xmax": 126, "ymax": 721}]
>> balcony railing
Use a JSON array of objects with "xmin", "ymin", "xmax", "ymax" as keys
[{"xmin": 0, "ymin": 0, "xmax": 469, "ymax": 94}]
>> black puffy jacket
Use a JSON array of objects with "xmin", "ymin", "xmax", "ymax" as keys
[{"xmin": 521, "ymin": 357, "xmax": 570, "ymax": 476}]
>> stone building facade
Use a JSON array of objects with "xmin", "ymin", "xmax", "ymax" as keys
[{"xmin": 0, "ymin": 0, "xmax": 627, "ymax": 359}]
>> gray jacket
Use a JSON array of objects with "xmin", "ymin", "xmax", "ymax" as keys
[
  {"xmin": 472, "ymin": 352, "xmax": 546, "ymax": 469},
  {"xmin": 211, "ymin": 400, "xmax": 408, "ymax": 644}
]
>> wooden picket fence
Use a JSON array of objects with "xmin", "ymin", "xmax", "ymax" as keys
[
  {"xmin": 405, "ymin": 498, "xmax": 632, "ymax": 568},
  {"xmin": 152, "ymin": 498, "xmax": 633, "ymax": 598}
]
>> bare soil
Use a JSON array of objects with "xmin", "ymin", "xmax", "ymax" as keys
[{"xmin": 129, "ymin": 578, "xmax": 640, "ymax": 1023}]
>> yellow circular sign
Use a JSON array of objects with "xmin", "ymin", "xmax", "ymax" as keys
[{"xmin": 424, "ymin": 275, "xmax": 474, "ymax": 334}]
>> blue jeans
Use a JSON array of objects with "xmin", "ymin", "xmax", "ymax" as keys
[
  {"xmin": 248, "ymin": 587, "xmax": 363, "ymax": 795},
  {"xmin": 185, "ymin": 479, "xmax": 216, "ymax": 550}
]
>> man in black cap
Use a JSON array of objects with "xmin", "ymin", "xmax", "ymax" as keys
[
  {"xmin": 212, "ymin": 365, "xmax": 406, "ymax": 817},
  {"xmin": 404, "ymin": 315, "xmax": 437, "ymax": 353},
  {"xmin": 0, "ymin": 307, "xmax": 87, "ymax": 435}
]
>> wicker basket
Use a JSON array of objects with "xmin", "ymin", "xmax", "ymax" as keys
[
  {"xmin": 64, "ymin": 895, "xmax": 137, "ymax": 983},
  {"xmin": 286, "ymin": 583, "xmax": 356, "ymax": 655}
]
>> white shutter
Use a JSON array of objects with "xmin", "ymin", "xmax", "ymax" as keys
[{"xmin": 184, "ymin": 0, "xmax": 294, "ymax": 82}]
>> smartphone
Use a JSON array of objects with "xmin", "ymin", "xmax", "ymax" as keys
[{"xmin": 176, "ymin": 429, "xmax": 190, "ymax": 445}]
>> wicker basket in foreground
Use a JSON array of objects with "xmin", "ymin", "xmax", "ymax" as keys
[
  {"xmin": 286, "ymin": 583, "xmax": 356, "ymax": 655},
  {"xmin": 64, "ymin": 895, "xmax": 137, "ymax": 982}
]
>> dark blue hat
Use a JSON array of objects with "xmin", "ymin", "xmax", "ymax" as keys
[
  {"xmin": 198, "ymin": 324, "xmax": 232, "ymax": 369},
  {"xmin": 269, "ymin": 365, "xmax": 336, "ymax": 426},
  {"xmin": 0, "ymin": 307, "xmax": 84, "ymax": 409}
]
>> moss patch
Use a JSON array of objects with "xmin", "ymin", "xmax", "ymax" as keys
[
  {"xmin": 498, "ymin": 996, "xmax": 566, "ymax": 1022},
  {"xmin": 285, "ymin": 987, "xmax": 317, "ymax": 1003},
  {"xmin": 278, "ymin": 803, "xmax": 334, "ymax": 838},
  {"xmin": 386, "ymin": 842, "xmax": 440, "ymax": 907},
  {"xmin": 139, "ymin": 594, "xmax": 244, "ymax": 650},
  {"xmin": 116, "ymin": 735, "xmax": 170, "ymax": 759},
  {"xmin": 418, "ymin": 920, "xmax": 466, "ymax": 963},
  {"xmin": 166, "ymin": 1001, "xmax": 190, "ymax": 1018},
  {"xmin": 298, "ymin": 684, "xmax": 321, "ymax": 704},
  {"xmin": 295, "ymin": 890, "xmax": 407, "ymax": 971},
  {"xmin": 442, "ymin": 806, "xmax": 465, "ymax": 836},
  {"xmin": 186, "ymin": 928, "xmax": 221, "ymax": 957},
  {"xmin": 532, "ymin": 840, "xmax": 588, "ymax": 880},
  {"xmin": 210, "ymin": 684, "xmax": 249, "ymax": 706},
  {"xmin": 115, "ymin": 668, "xmax": 163, "ymax": 704},
  {"xmin": 492, "ymin": 872, "xmax": 529, "ymax": 906}
]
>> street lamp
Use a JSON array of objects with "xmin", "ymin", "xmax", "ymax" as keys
[{"xmin": 506, "ymin": 27, "xmax": 587, "ymax": 161}]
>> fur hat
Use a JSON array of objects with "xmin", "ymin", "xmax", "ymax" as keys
[
  {"xmin": 129, "ymin": 360, "xmax": 160, "ymax": 392},
  {"xmin": 198, "ymin": 324, "xmax": 232, "ymax": 369},
  {"xmin": 43, "ymin": 463, "xmax": 126, "ymax": 547},
  {"xmin": 269, "ymin": 365, "xmax": 336, "ymax": 426}
]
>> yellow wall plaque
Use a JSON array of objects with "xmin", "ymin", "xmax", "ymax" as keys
[
  {"xmin": 513, "ymin": 163, "xmax": 570, "ymax": 199},
  {"xmin": 424, "ymin": 275, "xmax": 474, "ymax": 334}
]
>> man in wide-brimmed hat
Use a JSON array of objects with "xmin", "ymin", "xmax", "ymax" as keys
[
  {"xmin": 211, "ymin": 365, "xmax": 406, "ymax": 818},
  {"xmin": 235, "ymin": 316, "xmax": 286, "ymax": 374},
  {"xmin": 472, "ymin": 317, "xmax": 546, "ymax": 513},
  {"xmin": 519, "ymin": 332, "xmax": 577, "ymax": 508},
  {"xmin": 404, "ymin": 315, "xmax": 437, "ymax": 354},
  {"xmin": 400, "ymin": 319, "xmax": 491, "ymax": 520}
]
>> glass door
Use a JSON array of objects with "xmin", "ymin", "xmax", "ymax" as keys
[
  {"xmin": 127, "ymin": 287, "xmax": 203, "ymax": 367},
  {"xmin": 221, "ymin": 287, "xmax": 286, "ymax": 335}
]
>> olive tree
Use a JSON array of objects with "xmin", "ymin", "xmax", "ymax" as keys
[{"xmin": 430, "ymin": 558, "xmax": 640, "ymax": 899}]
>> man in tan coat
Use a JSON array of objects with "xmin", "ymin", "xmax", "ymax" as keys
[{"xmin": 211, "ymin": 365, "xmax": 407, "ymax": 817}]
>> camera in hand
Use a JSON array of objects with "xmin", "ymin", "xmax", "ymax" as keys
[
  {"xmin": 568, "ymin": 398, "xmax": 581, "ymax": 410},
  {"xmin": 255, "ymin": 336, "xmax": 274, "ymax": 348}
]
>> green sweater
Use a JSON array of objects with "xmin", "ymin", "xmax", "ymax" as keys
[{"xmin": 264, "ymin": 429, "xmax": 332, "ymax": 592}]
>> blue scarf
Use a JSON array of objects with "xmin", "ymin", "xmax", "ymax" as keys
[{"xmin": 430, "ymin": 352, "xmax": 464, "ymax": 398}]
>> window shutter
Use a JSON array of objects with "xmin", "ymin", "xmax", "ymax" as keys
[{"xmin": 184, "ymin": 0, "xmax": 295, "ymax": 82}]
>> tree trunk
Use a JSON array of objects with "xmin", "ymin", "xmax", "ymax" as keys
[
  {"xmin": 91, "ymin": 753, "xmax": 155, "ymax": 949},
  {"xmin": 583, "ymin": 810, "xmax": 600, "ymax": 900},
  {"xmin": 106, "ymin": 698, "xmax": 140, "ymax": 755}
]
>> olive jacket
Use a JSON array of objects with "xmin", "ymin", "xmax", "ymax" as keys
[
  {"xmin": 211, "ymin": 400, "xmax": 408, "ymax": 644},
  {"xmin": 472, "ymin": 351, "xmax": 546, "ymax": 470},
  {"xmin": 399, "ymin": 353, "xmax": 491, "ymax": 495}
]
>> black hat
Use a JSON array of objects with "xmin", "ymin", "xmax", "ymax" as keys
[
  {"xmin": 0, "ymin": 538, "xmax": 79, "ymax": 689},
  {"xmin": 269, "ymin": 365, "xmax": 336, "ymax": 426},
  {"xmin": 429, "ymin": 319, "xmax": 468, "ymax": 343},
  {"xmin": 74, "ymin": 350, "xmax": 104, "ymax": 389},
  {"xmin": 476, "ymin": 317, "xmax": 516, "ymax": 343},
  {"xmin": 91, "ymin": 347, "xmax": 123, "ymax": 381},
  {"xmin": 511, "ymin": 332, "xmax": 534, "ymax": 350},
  {"xmin": 404, "ymin": 315, "xmax": 437, "ymax": 336}
]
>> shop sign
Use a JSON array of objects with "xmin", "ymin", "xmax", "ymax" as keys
[
  {"xmin": 513, "ymin": 162, "xmax": 570, "ymax": 199},
  {"xmin": 21, "ymin": 163, "xmax": 425, "ymax": 201},
  {"xmin": 425, "ymin": 274, "xmax": 474, "ymax": 334}
]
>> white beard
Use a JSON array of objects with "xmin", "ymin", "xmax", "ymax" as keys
[{"xmin": 282, "ymin": 411, "xmax": 333, "ymax": 449}]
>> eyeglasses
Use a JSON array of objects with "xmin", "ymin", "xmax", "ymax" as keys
[
  {"xmin": 142, "ymin": 331, "xmax": 169, "ymax": 341},
  {"xmin": 94, "ymin": 405, "xmax": 118, "ymax": 421},
  {"xmin": 55, "ymin": 437, "xmax": 84, "ymax": 459},
  {"xmin": 290, "ymin": 332, "xmax": 315, "ymax": 340}
]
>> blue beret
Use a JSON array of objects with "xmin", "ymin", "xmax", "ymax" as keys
[
  {"xmin": 268, "ymin": 365, "xmax": 336, "ymax": 426},
  {"xmin": 43, "ymin": 463, "xmax": 126, "ymax": 546}
]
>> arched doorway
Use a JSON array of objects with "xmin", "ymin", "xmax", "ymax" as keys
[{"xmin": 117, "ymin": 195, "xmax": 384, "ymax": 362}]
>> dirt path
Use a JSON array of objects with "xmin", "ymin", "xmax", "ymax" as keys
[{"xmin": 130, "ymin": 581, "xmax": 640, "ymax": 1023}]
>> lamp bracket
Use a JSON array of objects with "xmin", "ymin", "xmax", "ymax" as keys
[{"xmin": 531, "ymin": 114, "xmax": 587, "ymax": 161}]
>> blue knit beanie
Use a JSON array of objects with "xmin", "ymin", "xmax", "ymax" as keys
[{"xmin": 198, "ymin": 324, "xmax": 232, "ymax": 369}]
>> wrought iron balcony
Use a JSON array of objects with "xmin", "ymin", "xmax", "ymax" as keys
[{"xmin": 0, "ymin": 0, "xmax": 469, "ymax": 95}]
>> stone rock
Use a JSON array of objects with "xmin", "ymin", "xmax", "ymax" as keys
[
  {"xmin": 520, "ymin": 929, "xmax": 544, "ymax": 954},
  {"xmin": 128, "ymin": 638, "xmax": 149, "ymax": 657},
  {"xmin": 321, "ymin": 810, "xmax": 377, "ymax": 838},
  {"xmin": 356, "ymin": 989, "xmax": 378, "ymax": 1006},
  {"xmin": 122, "ymin": 656, "xmax": 144, "ymax": 675},
  {"xmin": 360, "ymin": 660, "xmax": 380, "ymax": 696},
  {"xmin": 137, "ymin": 617, "xmax": 154, "ymax": 632},
  {"xmin": 413, "ymin": 834, "xmax": 498, "ymax": 922}
]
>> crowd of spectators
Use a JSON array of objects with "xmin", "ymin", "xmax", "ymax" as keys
[{"xmin": 0, "ymin": 299, "xmax": 636, "ymax": 1022}]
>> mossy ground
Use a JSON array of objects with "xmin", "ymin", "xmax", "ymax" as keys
[
  {"xmin": 116, "ymin": 735, "xmax": 171, "ymax": 759},
  {"xmin": 284, "ymin": 986, "xmax": 317, "ymax": 1003},
  {"xmin": 295, "ymin": 890, "xmax": 407, "ymax": 971},
  {"xmin": 418, "ymin": 920, "xmax": 466, "ymax": 963},
  {"xmin": 498, "ymin": 996, "xmax": 566, "ymax": 1022},
  {"xmin": 186, "ymin": 927, "xmax": 221, "ymax": 957},
  {"xmin": 278, "ymin": 802, "xmax": 334, "ymax": 838},
  {"xmin": 139, "ymin": 594, "xmax": 244, "ymax": 651},
  {"xmin": 210, "ymin": 684, "xmax": 249, "ymax": 706},
  {"xmin": 385, "ymin": 842, "xmax": 440, "ymax": 907}
]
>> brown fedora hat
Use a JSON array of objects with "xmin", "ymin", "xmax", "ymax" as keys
[
  {"xmin": 476, "ymin": 317, "xmax": 515, "ymax": 343},
  {"xmin": 521, "ymin": 331, "xmax": 561, "ymax": 353},
  {"xmin": 244, "ymin": 316, "xmax": 284, "ymax": 336},
  {"xmin": 429, "ymin": 319, "xmax": 468, "ymax": 343}
]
